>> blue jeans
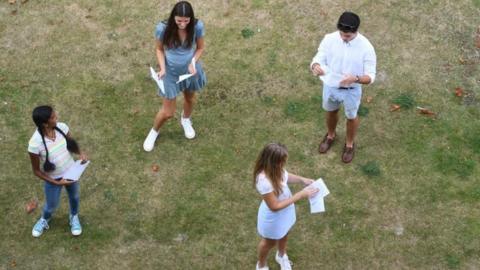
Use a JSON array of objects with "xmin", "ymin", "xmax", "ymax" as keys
[{"xmin": 42, "ymin": 179, "xmax": 80, "ymax": 220}]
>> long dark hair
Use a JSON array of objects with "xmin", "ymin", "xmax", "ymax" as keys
[
  {"xmin": 253, "ymin": 143, "xmax": 288, "ymax": 196},
  {"xmin": 163, "ymin": 1, "xmax": 197, "ymax": 49},
  {"xmin": 32, "ymin": 105, "xmax": 80, "ymax": 172}
]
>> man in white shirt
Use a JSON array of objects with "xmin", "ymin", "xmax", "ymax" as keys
[{"xmin": 310, "ymin": 11, "xmax": 376, "ymax": 163}]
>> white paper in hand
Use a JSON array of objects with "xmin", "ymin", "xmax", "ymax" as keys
[
  {"xmin": 176, "ymin": 58, "xmax": 196, "ymax": 84},
  {"xmin": 63, "ymin": 160, "xmax": 90, "ymax": 181},
  {"xmin": 309, "ymin": 178, "xmax": 330, "ymax": 213},
  {"xmin": 320, "ymin": 72, "xmax": 344, "ymax": 88},
  {"xmin": 150, "ymin": 66, "xmax": 165, "ymax": 94},
  {"xmin": 176, "ymin": 74, "xmax": 194, "ymax": 84}
]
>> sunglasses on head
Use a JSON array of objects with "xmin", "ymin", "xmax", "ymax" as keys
[{"xmin": 337, "ymin": 22, "xmax": 355, "ymax": 31}]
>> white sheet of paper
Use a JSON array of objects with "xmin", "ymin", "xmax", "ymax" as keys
[
  {"xmin": 63, "ymin": 160, "xmax": 90, "ymax": 181},
  {"xmin": 176, "ymin": 58, "xmax": 196, "ymax": 84},
  {"xmin": 150, "ymin": 66, "xmax": 165, "ymax": 94},
  {"xmin": 320, "ymin": 72, "xmax": 344, "ymax": 88},
  {"xmin": 309, "ymin": 178, "xmax": 330, "ymax": 213},
  {"xmin": 310, "ymin": 196, "xmax": 326, "ymax": 213},
  {"xmin": 176, "ymin": 74, "xmax": 194, "ymax": 84}
]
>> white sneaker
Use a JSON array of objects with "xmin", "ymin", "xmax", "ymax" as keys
[
  {"xmin": 180, "ymin": 114, "xmax": 195, "ymax": 139},
  {"xmin": 32, "ymin": 218, "xmax": 49, "ymax": 238},
  {"xmin": 275, "ymin": 251, "xmax": 292, "ymax": 270},
  {"xmin": 69, "ymin": 214, "xmax": 82, "ymax": 236},
  {"xmin": 256, "ymin": 262, "xmax": 269, "ymax": 270},
  {"xmin": 143, "ymin": 128, "xmax": 159, "ymax": 152}
]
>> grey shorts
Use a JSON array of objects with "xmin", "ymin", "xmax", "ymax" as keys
[{"xmin": 322, "ymin": 85, "xmax": 362, "ymax": 119}]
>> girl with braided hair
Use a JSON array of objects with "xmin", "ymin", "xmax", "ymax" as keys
[{"xmin": 28, "ymin": 105, "xmax": 88, "ymax": 237}]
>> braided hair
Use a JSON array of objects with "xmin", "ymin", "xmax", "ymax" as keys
[{"xmin": 32, "ymin": 106, "xmax": 80, "ymax": 172}]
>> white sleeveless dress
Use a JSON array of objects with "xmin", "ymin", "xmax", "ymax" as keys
[{"xmin": 256, "ymin": 170, "xmax": 296, "ymax": 240}]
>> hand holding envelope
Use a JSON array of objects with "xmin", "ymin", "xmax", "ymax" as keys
[
  {"xmin": 320, "ymin": 72, "xmax": 345, "ymax": 88},
  {"xmin": 177, "ymin": 57, "xmax": 196, "ymax": 84},
  {"xmin": 150, "ymin": 66, "xmax": 165, "ymax": 94},
  {"xmin": 63, "ymin": 160, "xmax": 91, "ymax": 182}
]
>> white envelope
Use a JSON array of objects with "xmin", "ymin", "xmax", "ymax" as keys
[
  {"xmin": 63, "ymin": 160, "xmax": 90, "ymax": 181},
  {"xmin": 150, "ymin": 66, "xmax": 165, "ymax": 94},
  {"xmin": 176, "ymin": 58, "xmax": 196, "ymax": 84},
  {"xmin": 309, "ymin": 178, "xmax": 330, "ymax": 213},
  {"xmin": 320, "ymin": 72, "xmax": 344, "ymax": 88}
]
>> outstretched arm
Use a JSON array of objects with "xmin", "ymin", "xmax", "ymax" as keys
[
  {"xmin": 287, "ymin": 173, "xmax": 314, "ymax": 186},
  {"xmin": 262, "ymin": 185, "xmax": 318, "ymax": 212}
]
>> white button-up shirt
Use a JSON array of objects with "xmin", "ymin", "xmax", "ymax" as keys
[{"xmin": 311, "ymin": 31, "xmax": 376, "ymax": 87}]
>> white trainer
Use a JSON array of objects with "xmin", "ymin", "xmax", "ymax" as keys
[
  {"xmin": 180, "ymin": 114, "xmax": 196, "ymax": 139},
  {"xmin": 275, "ymin": 251, "xmax": 292, "ymax": 270},
  {"xmin": 256, "ymin": 262, "xmax": 269, "ymax": 270},
  {"xmin": 32, "ymin": 218, "xmax": 49, "ymax": 238},
  {"xmin": 143, "ymin": 128, "xmax": 159, "ymax": 152}
]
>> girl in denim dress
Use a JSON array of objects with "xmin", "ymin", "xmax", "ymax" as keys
[{"xmin": 143, "ymin": 1, "xmax": 206, "ymax": 152}]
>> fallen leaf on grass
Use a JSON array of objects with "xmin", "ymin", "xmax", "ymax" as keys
[
  {"xmin": 25, "ymin": 199, "xmax": 38, "ymax": 214},
  {"xmin": 11, "ymin": 260, "xmax": 16, "ymax": 268},
  {"xmin": 151, "ymin": 165, "xmax": 159, "ymax": 172},
  {"xmin": 21, "ymin": 0, "xmax": 29, "ymax": 3},
  {"xmin": 455, "ymin": 87, "xmax": 464, "ymax": 97},
  {"xmin": 459, "ymin": 56, "xmax": 466, "ymax": 64},
  {"xmin": 11, "ymin": 9, "xmax": 17, "ymax": 15},
  {"xmin": 476, "ymin": 26, "xmax": 480, "ymax": 49},
  {"xmin": 416, "ymin": 107, "xmax": 436, "ymax": 116},
  {"xmin": 390, "ymin": 104, "xmax": 400, "ymax": 112},
  {"xmin": 366, "ymin": 96, "xmax": 373, "ymax": 103},
  {"xmin": 9, "ymin": 0, "xmax": 16, "ymax": 4}
]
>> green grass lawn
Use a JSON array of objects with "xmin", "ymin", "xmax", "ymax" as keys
[{"xmin": 1, "ymin": 0, "xmax": 479, "ymax": 269}]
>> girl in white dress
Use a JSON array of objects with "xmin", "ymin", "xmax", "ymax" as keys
[{"xmin": 253, "ymin": 143, "xmax": 319, "ymax": 270}]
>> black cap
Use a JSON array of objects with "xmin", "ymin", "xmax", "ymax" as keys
[{"xmin": 337, "ymin": 11, "xmax": 360, "ymax": 33}]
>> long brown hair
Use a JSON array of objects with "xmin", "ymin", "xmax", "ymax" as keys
[
  {"xmin": 253, "ymin": 143, "xmax": 288, "ymax": 196},
  {"xmin": 163, "ymin": 1, "xmax": 197, "ymax": 49}
]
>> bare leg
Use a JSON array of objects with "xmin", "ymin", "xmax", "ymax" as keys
[
  {"xmin": 346, "ymin": 117, "xmax": 359, "ymax": 147},
  {"xmin": 326, "ymin": 110, "xmax": 339, "ymax": 138},
  {"xmin": 182, "ymin": 91, "xmax": 195, "ymax": 118},
  {"xmin": 277, "ymin": 233, "xmax": 288, "ymax": 257},
  {"xmin": 257, "ymin": 238, "xmax": 277, "ymax": 268},
  {"xmin": 153, "ymin": 98, "xmax": 177, "ymax": 131}
]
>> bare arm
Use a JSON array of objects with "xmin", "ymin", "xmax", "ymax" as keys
[
  {"xmin": 193, "ymin": 37, "xmax": 205, "ymax": 61},
  {"xmin": 340, "ymin": 74, "xmax": 372, "ymax": 86},
  {"xmin": 29, "ymin": 152, "xmax": 70, "ymax": 185},
  {"xmin": 188, "ymin": 37, "xmax": 205, "ymax": 74},
  {"xmin": 287, "ymin": 172, "xmax": 314, "ymax": 186},
  {"xmin": 262, "ymin": 185, "xmax": 318, "ymax": 212},
  {"xmin": 155, "ymin": 40, "xmax": 167, "ymax": 78}
]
